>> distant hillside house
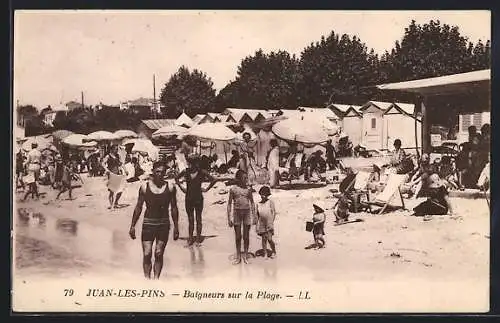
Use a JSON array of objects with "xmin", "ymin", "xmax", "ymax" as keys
[
  {"xmin": 65, "ymin": 101, "xmax": 84, "ymax": 111},
  {"xmin": 137, "ymin": 119, "xmax": 176, "ymax": 139},
  {"xmin": 120, "ymin": 97, "xmax": 154, "ymax": 115},
  {"xmin": 41, "ymin": 105, "xmax": 69, "ymax": 127}
]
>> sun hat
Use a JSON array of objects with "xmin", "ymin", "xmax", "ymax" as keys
[{"xmin": 312, "ymin": 201, "xmax": 327, "ymax": 212}]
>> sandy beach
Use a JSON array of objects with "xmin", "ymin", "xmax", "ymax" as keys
[{"xmin": 12, "ymin": 170, "xmax": 490, "ymax": 312}]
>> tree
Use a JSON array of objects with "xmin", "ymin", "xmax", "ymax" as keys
[
  {"xmin": 24, "ymin": 114, "xmax": 46, "ymax": 136},
  {"xmin": 380, "ymin": 20, "xmax": 490, "ymax": 83},
  {"xmin": 221, "ymin": 49, "xmax": 300, "ymax": 109},
  {"xmin": 52, "ymin": 111, "xmax": 69, "ymax": 130},
  {"xmin": 215, "ymin": 81, "xmax": 241, "ymax": 111},
  {"xmin": 297, "ymin": 32, "xmax": 380, "ymax": 106},
  {"xmin": 159, "ymin": 66, "xmax": 216, "ymax": 118}
]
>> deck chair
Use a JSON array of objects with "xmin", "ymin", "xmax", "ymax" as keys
[
  {"xmin": 366, "ymin": 173, "xmax": 407, "ymax": 215},
  {"xmin": 350, "ymin": 171, "xmax": 373, "ymax": 212}
]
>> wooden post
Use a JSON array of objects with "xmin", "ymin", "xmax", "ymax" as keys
[{"xmin": 421, "ymin": 96, "xmax": 431, "ymax": 154}]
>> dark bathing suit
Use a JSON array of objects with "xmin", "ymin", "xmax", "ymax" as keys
[
  {"xmin": 184, "ymin": 169, "xmax": 205, "ymax": 214},
  {"xmin": 141, "ymin": 182, "xmax": 171, "ymax": 242}
]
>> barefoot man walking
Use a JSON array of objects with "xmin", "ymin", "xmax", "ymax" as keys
[{"xmin": 129, "ymin": 161, "xmax": 180, "ymax": 279}]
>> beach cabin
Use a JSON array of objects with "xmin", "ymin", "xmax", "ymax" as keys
[
  {"xmin": 341, "ymin": 106, "xmax": 363, "ymax": 147},
  {"xmin": 207, "ymin": 113, "xmax": 222, "ymax": 123},
  {"xmin": 175, "ymin": 112, "xmax": 194, "ymax": 128},
  {"xmin": 360, "ymin": 101, "xmax": 393, "ymax": 150},
  {"xmin": 137, "ymin": 119, "xmax": 176, "ymax": 139},
  {"xmin": 328, "ymin": 103, "xmax": 352, "ymax": 119},
  {"xmin": 382, "ymin": 102, "xmax": 422, "ymax": 150}
]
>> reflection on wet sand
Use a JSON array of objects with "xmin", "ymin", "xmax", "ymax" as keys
[
  {"xmin": 189, "ymin": 247, "xmax": 205, "ymax": 280},
  {"xmin": 56, "ymin": 219, "xmax": 78, "ymax": 236}
]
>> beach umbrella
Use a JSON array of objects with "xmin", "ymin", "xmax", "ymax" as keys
[
  {"xmin": 63, "ymin": 134, "xmax": 97, "ymax": 147},
  {"xmin": 52, "ymin": 129, "xmax": 74, "ymax": 141},
  {"xmin": 128, "ymin": 139, "xmax": 159, "ymax": 161},
  {"xmin": 272, "ymin": 116, "xmax": 330, "ymax": 144},
  {"xmin": 22, "ymin": 136, "xmax": 51, "ymax": 152},
  {"xmin": 114, "ymin": 129, "xmax": 138, "ymax": 139},
  {"xmin": 87, "ymin": 130, "xmax": 119, "ymax": 141},
  {"xmin": 187, "ymin": 123, "xmax": 236, "ymax": 142},
  {"xmin": 152, "ymin": 125, "xmax": 189, "ymax": 139}
]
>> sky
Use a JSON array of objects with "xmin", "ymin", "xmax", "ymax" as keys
[{"xmin": 14, "ymin": 10, "xmax": 491, "ymax": 108}]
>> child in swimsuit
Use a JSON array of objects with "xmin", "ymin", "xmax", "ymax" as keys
[
  {"xmin": 311, "ymin": 203, "xmax": 326, "ymax": 249},
  {"xmin": 256, "ymin": 186, "xmax": 277, "ymax": 259},
  {"xmin": 227, "ymin": 170, "xmax": 256, "ymax": 264}
]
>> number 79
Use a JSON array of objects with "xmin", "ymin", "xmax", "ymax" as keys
[{"xmin": 64, "ymin": 289, "xmax": 74, "ymax": 296}]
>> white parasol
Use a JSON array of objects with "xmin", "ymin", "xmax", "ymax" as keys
[
  {"xmin": 63, "ymin": 134, "xmax": 97, "ymax": 147},
  {"xmin": 113, "ymin": 130, "xmax": 138, "ymax": 139},
  {"xmin": 87, "ymin": 130, "xmax": 119, "ymax": 141},
  {"xmin": 21, "ymin": 136, "xmax": 52, "ymax": 152},
  {"xmin": 187, "ymin": 123, "xmax": 236, "ymax": 142},
  {"xmin": 152, "ymin": 125, "xmax": 189, "ymax": 139},
  {"xmin": 127, "ymin": 138, "xmax": 159, "ymax": 161},
  {"xmin": 272, "ymin": 115, "xmax": 333, "ymax": 144}
]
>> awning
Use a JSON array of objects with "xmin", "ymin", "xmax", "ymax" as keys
[{"xmin": 376, "ymin": 69, "xmax": 490, "ymax": 96}]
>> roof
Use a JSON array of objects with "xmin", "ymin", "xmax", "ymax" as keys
[
  {"xmin": 376, "ymin": 69, "xmax": 490, "ymax": 96},
  {"xmin": 392, "ymin": 102, "xmax": 416, "ymax": 116},
  {"xmin": 297, "ymin": 106, "xmax": 338, "ymax": 119},
  {"xmin": 140, "ymin": 119, "xmax": 176, "ymax": 130},
  {"xmin": 192, "ymin": 114, "xmax": 213, "ymax": 124},
  {"xmin": 361, "ymin": 101, "xmax": 393, "ymax": 111},
  {"xmin": 207, "ymin": 113, "xmax": 220, "ymax": 119},
  {"xmin": 344, "ymin": 106, "xmax": 363, "ymax": 117},
  {"xmin": 128, "ymin": 97, "xmax": 153, "ymax": 106},
  {"xmin": 329, "ymin": 103, "xmax": 352, "ymax": 113},
  {"xmin": 175, "ymin": 112, "xmax": 193, "ymax": 127},
  {"xmin": 65, "ymin": 101, "xmax": 83, "ymax": 109},
  {"xmin": 50, "ymin": 105, "xmax": 69, "ymax": 113},
  {"xmin": 223, "ymin": 108, "xmax": 253, "ymax": 122}
]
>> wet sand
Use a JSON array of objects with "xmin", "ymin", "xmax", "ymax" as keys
[{"xmin": 12, "ymin": 173, "xmax": 490, "ymax": 312}]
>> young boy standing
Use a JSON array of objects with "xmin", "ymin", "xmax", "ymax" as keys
[{"xmin": 256, "ymin": 186, "xmax": 277, "ymax": 259}]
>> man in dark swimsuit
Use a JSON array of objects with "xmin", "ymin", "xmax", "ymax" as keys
[
  {"xmin": 175, "ymin": 155, "xmax": 217, "ymax": 247},
  {"xmin": 129, "ymin": 161, "xmax": 179, "ymax": 279}
]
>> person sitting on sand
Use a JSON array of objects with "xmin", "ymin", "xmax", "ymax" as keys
[
  {"xmin": 334, "ymin": 194, "xmax": 350, "ymax": 224},
  {"xmin": 256, "ymin": 186, "xmax": 277, "ymax": 259},
  {"xmin": 310, "ymin": 202, "xmax": 326, "ymax": 249},
  {"xmin": 306, "ymin": 150, "xmax": 327, "ymax": 182},
  {"xmin": 439, "ymin": 156, "xmax": 459, "ymax": 190},
  {"xmin": 227, "ymin": 150, "xmax": 240, "ymax": 169},
  {"xmin": 412, "ymin": 173, "xmax": 454, "ymax": 221},
  {"xmin": 227, "ymin": 170, "xmax": 256, "ymax": 264}
]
